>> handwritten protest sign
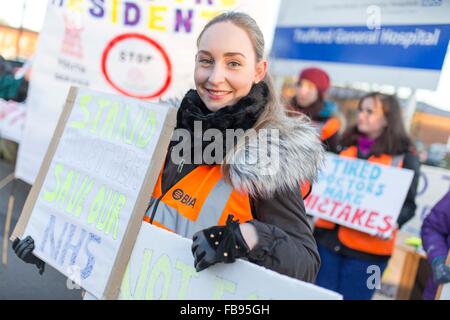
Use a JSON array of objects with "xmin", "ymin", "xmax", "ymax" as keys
[
  {"xmin": 402, "ymin": 165, "xmax": 450, "ymax": 238},
  {"xmin": 11, "ymin": 87, "xmax": 176, "ymax": 299},
  {"xmin": 305, "ymin": 153, "xmax": 414, "ymax": 237},
  {"xmin": 84, "ymin": 222, "xmax": 342, "ymax": 300},
  {"xmin": 16, "ymin": 0, "xmax": 279, "ymax": 185}
]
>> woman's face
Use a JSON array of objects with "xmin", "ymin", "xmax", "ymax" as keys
[
  {"xmin": 357, "ymin": 96, "xmax": 387, "ymax": 139},
  {"xmin": 194, "ymin": 22, "xmax": 267, "ymax": 112},
  {"xmin": 295, "ymin": 79, "xmax": 319, "ymax": 107}
]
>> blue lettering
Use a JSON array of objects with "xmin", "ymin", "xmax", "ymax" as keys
[
  {"xmin": 323, "ymin": 186, "xmax": 335, "ymax": 198},
  {"xmin": 375, "ymin": 184, "xmax": 385, "ymax": 196},
  {"xmin": 59, "ymin": 224, "xmax": 87, "ymax": 266},
  {"xmin": 175, "ymin": 9, "xmax": 193, "ymax": 33},
  {"xmin": 40, "ymin": 214, "xmax": 68, "ymax": 262},
  {"xmin": 124, "ymin": 2, "xmax": 141, "ymax": 26},
  {"xmin": 81, "ymin": 233, "xmax": 102, "ymax": 279},
  {"xmin": 369, "ymin": 166, "xmax": 381, "ymax": 180},
  {"xmin": 354, "ymin": 193, "xmax": 364, "ymax": 205},
  {"xmin": 344, "ymin": 161, "xmax": 359, "ymax": 176},
  {"xmin": 89, "ymin": 0, "xmax": 105, "ymax": 18}
]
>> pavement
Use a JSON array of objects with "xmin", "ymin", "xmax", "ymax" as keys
[{"xmin": 0, "ymin": 160, "xmax": 82, "ymax": 299}]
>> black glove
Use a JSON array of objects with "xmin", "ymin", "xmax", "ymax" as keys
[
  {"xmin": 432, "ymin": 256, "xmax": 450, "ymax": 285},
  {"xmin": 191, "ymin": 214, "xmax": 250, "ymax": 272},
  {"xmin": 12, "ymin": 235, "xmax": 45, "ymax": 275}
]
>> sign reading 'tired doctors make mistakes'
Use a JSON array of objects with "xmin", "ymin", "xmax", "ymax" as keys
[
  {"xmin": 305, "ymin": 153, "xmax": 414, "ymax": 237},
  {"xmin": 12, "ymin": 87, "xmax": 176, "ymax": 300}
]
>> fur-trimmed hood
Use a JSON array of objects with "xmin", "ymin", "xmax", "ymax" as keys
[{"xmin": 225, "ymin": 114, "xmax": 325, "ymax": 199}]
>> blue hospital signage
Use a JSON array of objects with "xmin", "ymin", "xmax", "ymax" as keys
[{"xmin": 271, "ymin": 24, "xmax": 450, "ymax": 70}]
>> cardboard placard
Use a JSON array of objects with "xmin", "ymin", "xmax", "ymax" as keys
[
  {"xmin": 305, "ymin": 152, "xmax": 414, "ymax": 237},
  {"xmin": 15, "ymin": 0, "xmax": 280, "ymax": 185},
  {"xmin": 11, "ymin": 86, "xmax": 176, "ymax": 299},
  {"xmin": 85, "ymin": 222, "xmax": 342, "ymax": 300}
]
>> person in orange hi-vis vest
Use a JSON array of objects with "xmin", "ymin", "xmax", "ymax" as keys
[
  {"xmin": 313, "ymin": 92, "xmax": 420, "ymax": 300},
  {"xmin": 286, "ymin": 67, "xmax": 342, "ymax": 153},
  {"xmin": 147, "ymin": 12, "xmax": 325, "ymax": 281},
  {"xmin": 13, "ymin": 13, "xmax": 326, "ymax": 283}
]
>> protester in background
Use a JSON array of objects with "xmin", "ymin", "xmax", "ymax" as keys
[
  {"xmin": 13, "ymin": 12, "xmax": 325, "ymax": 283},
  {"xmin": 421, "ymin": 190, "xmax": 450, "ymax": 300},
  {"xmin": 0, "ymin": 55, "xmax": 6, "ymax": 76},
  {"xmin": 12, "ymin": 57, "xmax": 32, "ymax": 103},
  {"xmin": 0, "ymin": 57, "xmax": 23, "ymax": 101},
  {"xmin": 313, "ymin": 92, "xmax": 421, "ymax": 299},
  {"xmin": 286, "ymin": 67, "xmax": 341, "ymax": 153}
]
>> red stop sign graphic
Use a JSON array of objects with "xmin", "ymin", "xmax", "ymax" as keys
[{"xmin": 101, "ymin": 33, "xmax": 172, "ymax": 99}]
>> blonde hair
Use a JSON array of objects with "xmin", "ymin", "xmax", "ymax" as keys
[
  {"xmin": 197, "ymin": 13, "xmax": 306, "ymax": 183},
  {"xmin": 197, "ymin": 12, "xmax": 287, "ymax": 131}
]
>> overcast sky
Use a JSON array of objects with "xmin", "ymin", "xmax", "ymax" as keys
[{"xmin": 1, "ymin": 0, "xmax": 449, "ymax": 112}]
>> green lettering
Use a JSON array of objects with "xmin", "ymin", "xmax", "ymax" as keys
[
  {"xmin": 90, "ymin": 99, "xmax": 110, "ymax": 134},
  {"xmin": 120, "ymin": 266, "xmax": 132, "ymax": 300},
  {"xmin": 65, "ymin": 171, "xmax": 80, "ymax": 214},
  {"xmin": 96, "ymin": 189, "xmax": 115, "ymax": 232},
  {"xmin": 146, "ymin": 254, "xmax": 172, "ymax": 300},
  {"xmin": 100, "ymin": 102, "xmax": 119, "ymax": 140},
  {"xmin": 212, "ymin": 276, "xmax": 236, "ymax": 299},
  {"xmin": 105, "ymin": 194, "xmax": 126, "ymax": 240},
  {"xmin": 136, "ymin": 110, "xmax": 157, "ymax": 148},
  {"xmin": 43, "ymin": 163, "xmax": 64, "ymax": 203},
  {"xmin": 120, "ymin": 249, "xmax": 153, "ymax": 299},
  {"xmin": 127, "ymin": 107, "xmax": 144, "ymax": 145},
  {"xmin": 87, "ymin": 186, "xmax": 105, "ymax": 224},
  {"xmin": 70, "ymin": 95, "xmax": 91, "ymax": 129},
  {"xmin": 117, "ymin": 105, "xmax": 130, "ymax": 144},
  {"xmin": 56, "ymin": 169, "xmax": 74, "ymax": 207},
  {"xmin": 175, "ymin": 260, "xmax": 198, "ymax": 300},
  {"xmin": 135, "ymin": 249, "xmax": 153, "ymax": 299},
  {"xmin": 247, "ymin": 293, "xmax": 259, "ymax": 300},
  {"xmin": 74, "ymin": 177, "xmax": 94, "ymax": 217}
]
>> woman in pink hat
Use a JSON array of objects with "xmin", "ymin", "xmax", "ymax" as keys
[{"xmin": 286, "ymin": 67, "xmax": 341, "ymax": 153}]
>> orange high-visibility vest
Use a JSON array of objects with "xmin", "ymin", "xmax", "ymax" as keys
[
  {"xmin": 143, "ymin": 165, "xmax": 253, "ymax": 238},
  {"xmin": 300, "ymin": 181, "xmax": 312, "ymax": 199},
  {"xmin": 315, "ymin": 146, "xmax": 404, "ymax": 256},
  {"xmin": 300, "ymin": 117, "xmax": 341, "ymax": 199},
  {"xmin": 315, "ymin": 117, "xmax": 340, "ymax": 141}
]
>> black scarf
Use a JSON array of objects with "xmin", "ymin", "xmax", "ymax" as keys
[{"xmin": 171, "ymin": 82, "xmax": 269, "ymax": 161}]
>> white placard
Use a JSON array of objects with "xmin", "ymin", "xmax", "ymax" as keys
[
  {"xmin": 91, "ymin": 222, "xmax": 341, "ymax": 300},
  {"xmin": 14, "ymin": 87, "xmax": 175, "ymax": 299},
  {"xmin": 402, "ymin": 165, "xmax": 450, "ymax": 238},
  {"xmin": 305, "ymin": 153, "xmax": 414, "ymax": 236},
  {"xmin": 15, "ymin": 0, "xmax": 280, "ymax": 185}
]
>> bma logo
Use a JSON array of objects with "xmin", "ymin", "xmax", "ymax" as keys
[{"xmin": 172, "ymin": 189, "xmax": 196, "ymax": 208}]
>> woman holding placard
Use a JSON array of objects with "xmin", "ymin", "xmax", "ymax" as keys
[
  {"xmin": 313, "ymin": 92, "xmax": 421, "ymax": 299},
  {"xmin": 148, "ymin": 12, "xmax": 324, "ymax": 282},
  {"xmin": 14, "ymin": 12, "xmax": 325, "ymax": 283}
]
